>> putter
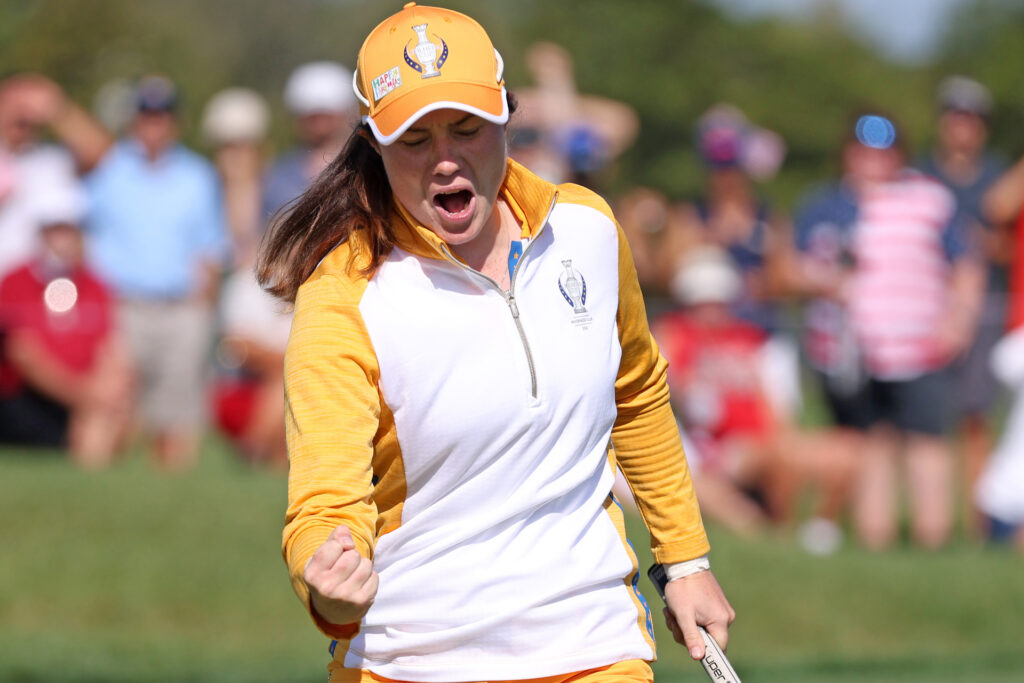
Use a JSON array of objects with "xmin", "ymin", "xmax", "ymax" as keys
[{"xmin": 647, "ymin": 564, "xmax": 742, "ymax": 683}]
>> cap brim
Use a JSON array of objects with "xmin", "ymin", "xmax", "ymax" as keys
[
  {"xmin": 942, "ymin": 104, "xmax": 989, "ymax": 118},
  {"xmin": 365, "ymin": 82, "xmax": 508, "ymax": 145}
]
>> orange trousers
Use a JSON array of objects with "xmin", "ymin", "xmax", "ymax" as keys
[{"xmin": 328, "ymin": 659, "xmax": 654, "ymax": 683}]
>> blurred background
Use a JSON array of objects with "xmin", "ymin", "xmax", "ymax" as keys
[
  {"xmin": 4, "ymin": 0, "xmax": 1024, "ymax": 200},
  {"xmin": 2, "ymin": 0, "xmax": 1024, "ymax": 681}
]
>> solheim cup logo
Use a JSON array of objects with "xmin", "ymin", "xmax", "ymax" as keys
[
  {"xmin": 404, "ymin": 23, "xmax": 448, "ymax": 79},
  {"xmin": 558, "ymin": 259, "xmax": 587, "ymax": 314}
]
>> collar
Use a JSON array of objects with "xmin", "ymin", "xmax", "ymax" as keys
[
  {"xmin": 123, "ymin": 138, "xmax": 181, "ymax": 164},
  {"xmin": 388, "ymin": 158, "xmax": 558, "ymax": 262}
]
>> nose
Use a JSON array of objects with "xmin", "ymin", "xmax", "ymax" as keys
[{"xmin": 430, "ymin": 133, "xmax": 460, "ymax": 176}]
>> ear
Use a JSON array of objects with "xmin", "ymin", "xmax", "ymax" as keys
[{"xmin": 356, "ymin": 126, "xmax": 381, "ymax": 155}]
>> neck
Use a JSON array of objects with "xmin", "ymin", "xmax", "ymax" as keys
[
  {"xmin": 0, "ymin": 135, "xmax": 26, "ymax": 154},
  {"xmin": 141, "ymin": 141, "xmax": 171, "ymax": 162},
  {"xmin": 937, "ymin": 149, "xmax": 980, "ymax": 183},
  {"xmin": 451, "ymin": 199, "xmax": 518, "ymax": 286}
]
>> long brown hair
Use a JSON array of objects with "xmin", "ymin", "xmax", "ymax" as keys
[
  {"xmin": 256, "ymin": 124, "xmax": 393, "ymax": 302},
  {"xmin": 257, "ymin": 94, "xmax": 517, "ymax": 303}
]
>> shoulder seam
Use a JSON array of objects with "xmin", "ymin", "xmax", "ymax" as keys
[{"xmin": 556, "ymin": 183, "xmax": 616, "ymax": 223}]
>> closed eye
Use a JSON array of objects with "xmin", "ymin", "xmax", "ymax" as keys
[
  {"xmin": 399, "ymin": 136, "xmax": 429, "ymax": 148},
  {"xmin": 454, "ymin": 125, "xmax": 482, "ymax": 139}
]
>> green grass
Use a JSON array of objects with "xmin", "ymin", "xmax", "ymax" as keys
[{"xmin": 1, "ymin": 439, "xmax": 1023, "ymax": 682}]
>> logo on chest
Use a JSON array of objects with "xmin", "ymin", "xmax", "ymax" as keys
[{"xmin": 558, "ymin": 259, "xmax": 593, "ymax": 329}]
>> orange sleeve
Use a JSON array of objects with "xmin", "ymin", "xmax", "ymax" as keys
[
  {"xmin": 611, "ymin": 222, "xmax": 710, "ymax": 564},
  {"xmin": 282, "ymin": 255, "xmax": 381, "ymax": 639}
]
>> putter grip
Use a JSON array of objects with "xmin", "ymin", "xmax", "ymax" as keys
[
  {"xmin": 698, "ymin": 626, "xmax": 741, "ymax": 683},
  {"xmin": 647, "ymin": 564, "xmax": 742, "ymax": 683}
]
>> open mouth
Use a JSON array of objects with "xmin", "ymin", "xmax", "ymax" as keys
[{"xmin": 433, "ymin": 189, "xmax": 474, "ymax": 221}]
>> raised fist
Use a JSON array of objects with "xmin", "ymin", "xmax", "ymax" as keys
[{"xmin": 303, "ymin": 525, "xmax": 378, "ymax": 626}]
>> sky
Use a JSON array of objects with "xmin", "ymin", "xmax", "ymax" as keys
[{"xmin": 709, "ymin": 0, "xmax": 974, "ymax": 63}]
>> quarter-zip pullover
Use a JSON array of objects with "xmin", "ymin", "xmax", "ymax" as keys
[{"xmin": 283, "ymin": 159, "xmax": 709, "ymax": 681}]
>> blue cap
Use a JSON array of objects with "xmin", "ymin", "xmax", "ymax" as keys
[
  {"xmin": 135, "ymin": 75, "xmax": 178, "ymax": 113},
  {"xmin": 854, "ymin": 114, "xmax": 897, "ymax": 150}
]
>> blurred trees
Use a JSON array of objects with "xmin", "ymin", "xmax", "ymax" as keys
[
  {"xmin": 511, "ymin": 0, "xmax": 937, "ymax": 202},
  {"xmin": 0, "ymin": 0, "xmax": 388, "ymax": 146},
  {"xmin": 1, "ymin": 0, "xmax": 1021, "ymax": 209}
]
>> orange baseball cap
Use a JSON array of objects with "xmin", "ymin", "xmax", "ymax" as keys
[{"xmin": 353, "ymin": 2, "xmax": 508, "ymax": 145}]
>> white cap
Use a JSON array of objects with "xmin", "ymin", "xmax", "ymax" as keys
[
  {"xmin": 201, "ymin": 88, "xmax": 270, "ymax": 145},
  {"xmin": 284, "ymin": 61, "xmax": 355, "ymax": 115},
  {"xmin": 669, "ymin": 246, "xmax": 741, "ymax": 306},
  {"xmin": 30, "ymin": 183, "xmax": 88, "ymax": 230},
  {"xmin": 938, "ymin": 75, "xmax": 993, "ymax": 117}
]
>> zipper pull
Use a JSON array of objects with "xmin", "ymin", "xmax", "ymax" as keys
[{"xmin": 506, "ymin": 292, "xmax": 520, "ymax": 318}]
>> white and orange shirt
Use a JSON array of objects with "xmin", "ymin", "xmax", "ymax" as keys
[{"xmin": 283, "ymin": 160, "xmax": 708, "ymax": 681}]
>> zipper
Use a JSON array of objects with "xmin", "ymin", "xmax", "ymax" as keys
[{"xmin": 436, "ymin": 193, "xmax": 558, "ymax": 400}]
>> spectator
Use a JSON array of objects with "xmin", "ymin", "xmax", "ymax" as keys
[
  {"xmin": 659, "ymin": 105, "xmax": 802, "ymax": 425},
  {"xmin": 983, "ymin": 151, "xmax": 1024, "ymax": 331},
  {"xmin": 84, "ymin": 75, "xmax": 229, "ymax": 471},
  {"xmin": 201, "ymin": 87, "xmax": 271, "ymax": 265},
  {"xmin": 211, "ymin": 65, "xmax": 357, "ymax": 468},
  {"xmin": 0, "ymin": 74, "xmax": 111, "ymax": 279},
  {"xmin": 974, "ymin": 152, "xmax": 1024, "ymax": 550},
  {"xmin": 917, "ymin": 76, "xmax": 1009, "ymax": 515},
  {"xmin": 263, "ymin": 61, "xmax": 356, "ymax": 220},
  {"xmin": 614, "ymin": 187, "xmax": 672, "ymax": 296},
  {"xmin": 0, "ymin": 185, "xmax": 131, "ymax": 465},
  {"xmin": 653, "ymin": 247, "xmax": 851, "ymax": 548},
  {"xmin": 834, "ymin": 112, "xmax": 983, "ymax": 549},
  {"xmin": 658, "ymin": 105, "xmax": 789, "ymax": 330},
  {"xmin": 214, "ymin": 267, "xmax": 291, "ymax": 469},
  {"xmin": 973, "ymin": 327, "xmax": 1024, "ymax": 551},
  {"xmin": 791, "ymin": 114, "xmax": 885, "ymax": 552},
  {"xmin": 509, "ymin": 41, "xmax": 639, "ymax": 189},
  {"xmin": 653, "ymin": 247, "xmax": 779, "ymax": 536},
  {"xmin": 200, "ymin": 87, "xmax": 289, "ymax": 468}
]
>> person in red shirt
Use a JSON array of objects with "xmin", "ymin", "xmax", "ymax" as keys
[
  {"xmin": 653, "ymin": 246, "xmax": 851, "ymax": 547},
  {"xmin": 0, "ymin": 188, "xmax": 131, "ymax": 466},
  {"xmin": 984, "ymin": 153, "xmax": 1024, "ymax": 332}
]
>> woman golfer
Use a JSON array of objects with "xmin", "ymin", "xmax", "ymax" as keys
[{"xmin": 259, "ymin": 3, "xmax": 734, "ymax": 681}]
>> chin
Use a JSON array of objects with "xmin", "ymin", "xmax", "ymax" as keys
[{"xmin": 436, "ymin": 219, "xmax": 483, "ymax": 245}]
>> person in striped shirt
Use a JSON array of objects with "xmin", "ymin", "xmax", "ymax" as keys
[
  {"xmin": 851, "ymin": 113, "xmax": 984, "ymax": 549},
  {"xmin": 797, "ymin": 112, "xmax": 984, "ymax": 550}
]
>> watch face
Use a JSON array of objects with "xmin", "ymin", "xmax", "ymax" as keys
[{"xmin": 647, "ymin": 564, "xmax": 668, "ymax": 600}]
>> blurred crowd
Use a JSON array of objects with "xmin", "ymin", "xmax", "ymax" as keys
[
  {"xmin": 1, "ymin": 50, "xmax": 1022, "ymax": 554},
  {"xmin": 619, "ymin": 78, "xmax": 1024, "ymax": 556}
]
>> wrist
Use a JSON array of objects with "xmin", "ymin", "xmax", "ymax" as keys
[
  {"xmin": 665, "ymin": 554, "xmax": 710, "ymax": 582},
  {"xmin": 46, "ymin": 94, "xmax": 74, "ymax": 128}
]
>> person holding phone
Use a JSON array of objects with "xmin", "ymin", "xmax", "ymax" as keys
[{"xmin": 258, "ymin": 5, "xmax": 733, "ymax": 681}]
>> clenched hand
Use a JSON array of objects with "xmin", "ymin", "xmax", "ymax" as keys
[{"xmin": 303, "ymin": 525, "xmax": 379, "ymax": 626}]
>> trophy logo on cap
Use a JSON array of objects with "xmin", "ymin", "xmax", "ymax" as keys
[{"xmin": 405, "ymin": 23, "xmax": 448, "ymax": 79}]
